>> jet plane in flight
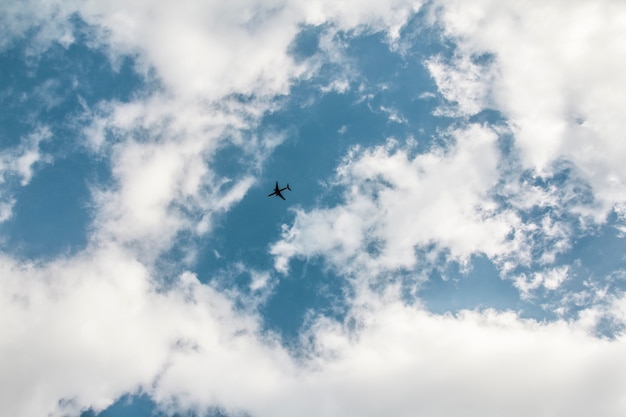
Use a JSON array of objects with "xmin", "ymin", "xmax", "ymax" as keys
[{"xmin": 268, "ymin": 181, "xmax": 291, "ymax": 200}]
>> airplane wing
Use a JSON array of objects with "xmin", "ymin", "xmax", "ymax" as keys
[{"xmin": 277, "ymin": 191, "xmax": 286, "ymax": 200}]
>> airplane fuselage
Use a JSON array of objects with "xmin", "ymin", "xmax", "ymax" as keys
[{"xmin": 268, "ymin": 181, "xmax": 291, "ymax": 200}]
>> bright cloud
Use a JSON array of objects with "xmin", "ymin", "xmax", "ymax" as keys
[
  {"xmin": 0, "ymin": 126, "xmax": 52, "ymax": 187},
  {"xmin": 426, "ymin": 53, "xmax": 497, "ymax": 117},
  {"xmin": 0, "ymin": 127, "xmax": 52, "ymax": 222},
  {"xmin": 5, "ymin": 252, "xmax": 625, "ymax": 417},
  {"xmin": 0, "ymin": 245, "xmax": 289, "ymax": 417},
  {"xmin": 431, "ymin": 0, "xmax": 626, "ymax": 221},
  {"xmin": 272, "ymin": 125, "xmax": 524, "ymax": 277}
]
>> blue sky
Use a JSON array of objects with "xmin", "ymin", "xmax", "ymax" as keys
[{"xmin": 2, "ymin": 1, "xmax": 626, "ymax": 416}]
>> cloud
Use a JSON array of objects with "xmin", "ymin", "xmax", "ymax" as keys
[
  {"xmin": 0, "ymin": 244, "xmax": 292, "ymax": 417},
  {"xmin": 0, "ymin": 0, "xmax": 77, "ymax": 52},
  {"xmin": 0, "ymin": 126, "xmax": 52, "ymax": 187},
  {"xmin": 426, "ymin": 52, "xmax": 497, "ymax": 117},
  {"xmin": 76, "ymin": 1, "xmax": 302, "ymax": 101},
  {"xmin": 0, "ymin": 126, "xmax": 52, "ymax": 222},
  {"xmin": 299, "ymin": 0, "xmax": 423, "ymax": 41},
  {"xmin": 3, "ymin": 246, "xmax": 626, "ymax": 417},
  {"xmin": 143, "ymin": 293, "xmax": 626, "ymax": 417},
  {"xmin": 430, "ymin": 0, "xmax": 626, "ymax": 222},
  {"xmin": 514, "ymin": 265, "xmax": 570, "ymax": 299},
  {"xmin": 271, "ymin": 125, "xmax": 523, "ymax": 277},
  {"xmin": 286, "ymin": 300, "xmax": 626, "ymax": 417},
  {"xmin": 379, "ymin": 105, "xmax": 407, "ymax": 123}
]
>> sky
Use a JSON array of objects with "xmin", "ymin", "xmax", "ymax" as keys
[{"xmin": 2, "ymin": 0, "xmax": 626, "ymax": 416}]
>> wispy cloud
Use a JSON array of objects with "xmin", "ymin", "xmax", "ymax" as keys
[{"xmin": 0, "ymin": 126, "xmax": 52, "ymax": 222}]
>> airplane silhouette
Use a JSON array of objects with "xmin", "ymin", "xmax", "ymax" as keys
[{"xmin": 268, "ymin": 181, "xmax": 291, "ymax": 200}]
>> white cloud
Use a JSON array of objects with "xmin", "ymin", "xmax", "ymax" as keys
[
  {"xmin": 0, "ymin": 0, "xmax": 77, "ymax": 53},
  {"xmin": 426, "ymin": 53, "xmax": 497, "ymax": 117},
  {"xmin": 514, "ymin": 266, "xmax": 570, "ymax": 299},
  {"xmin": 288, "ymin": 301, "xmax": 626, "ymax": 417},
  {"xmin": 77, "ymin": 1, "xmax": 302, "ymax": 101},
  {"xmin": 0, "ymin": 244, "xmax": 293, "ymax": 417},
  {"xmin": 271, "ymin": 125, "xmax": 525, "ymax": 276},
  {"xmin": 430, "ymin": 0, "xmax": 626, "ymax": 222},
  {"xmin": 147, "ymin": 293, "xmax": 626, "ymax": 417},
  {"xmin": 7, "ymin": 253, "xmax": 611, "ymax": 417},
  {"xmin": 0, "ymin": 126, "xmax": 52, "ymax": 222},
  {"xmin": 380, "ymin": 105, "xmax": 407, "ymax": 123},
  {"xmin": 0, "ymin": 242, "xmax": 626, "ymax": 417},
  {"xmin": 0, "ymin": 126, "xmax": 52, "ymax": 186},
  {"xmin": 0, "ymin": 197, "xmax": 15, "ymax": 222},
  {"xmin": 3, "ymin": 248, "xmax": 626, "ymax": 417},
  {"xmin": 299, "ymin": 0, "xmax": 423, "ymax": 41}
]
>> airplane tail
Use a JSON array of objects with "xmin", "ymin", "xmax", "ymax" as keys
[{"xmin": 286, "ymin": 184, "xmax": 291, "ymax": 191}]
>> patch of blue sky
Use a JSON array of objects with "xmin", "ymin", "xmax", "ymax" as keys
[
  {"xmin": 548, "ymin": 220, "xmax": 626, "ymax": 313},
  {"xmin": 0, "ymin": 152, "xmax": 93, "ymax": 259},
  {"xmin": 193, "ymin": 150, "xmax": 349, "ymax": 341},
  {"xmin": 0, "ymin": 18, "xmax": 144, "ymax": 259},
  {"xmin": 418, "ymin": 255, "xmax": 544, "ymax": 317},
  {"xmin": 199, "ymin": 17, "xmax": 545, "ymax": 341},
  {"xmin": 194, "ymin": 23, "xmax": 458, "ymax": 340},
  {"xmin": 193, "ymin": 176, "xmax": 349, "ymax": 342},
  {"xmin": 260, "ymin": 258, "xmax": 350, "ymax": 342},
  {"xmin": 193, "ymin": 198, "xmax": 281, "ymax": 278},
  {"xmin": 1, "ymin": 26, "xmax": 140, "ymax": 148},
  {"xmin": 80, "ymin": 394, "xmax": 155, "ymax": 417},
  {"xmin": 283, "ymin": 20, "xmax": 456, "ymax": 151},
  {"xmin": 80, "ymin": 393, "xmax": 230, "ymax": 417},
  {"xmin": 288, "ymin": 24, "xmax": 323, "ymax": 62}
]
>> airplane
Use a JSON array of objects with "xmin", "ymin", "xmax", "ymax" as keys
[{"xmin": 268, "ymin": 181, "xmax": 291, "ymax": 200}]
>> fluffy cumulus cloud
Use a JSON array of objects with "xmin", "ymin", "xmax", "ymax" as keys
[
  {"xmin": 5, "ymin": 253, "xmax": 626, "ymax": 417},
  {"xmin": 430, "ymin": 0, "xmax": 626, "ymax": 220},
  {"xmin": 85, "ymin": 94, "xmax": 261, "ymax": 260},
  {"xmin": 149, "ymin": 297, "xmax": 626, "ymax": 417},
  {"xmin": 295, "ymin": 301, "xmax": 626, "ymax": 417},
  {"xmin": 0, "ymin": 244, "xmax": 291, "ymax": 417},
  {"xmin": 272, "ymin": 125, "xmax": 524, "ymax": 276},
  {"xmin": 2, "ymin": 0, "xmax": 626, "ymax": 416},
  {"xmin": 273, "ymin": 0, "xmax": 626, "ymax": 288}
]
